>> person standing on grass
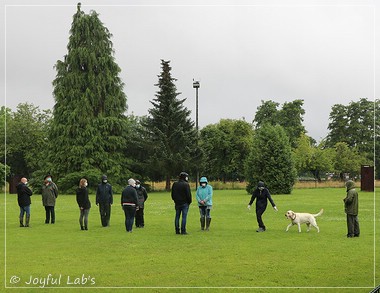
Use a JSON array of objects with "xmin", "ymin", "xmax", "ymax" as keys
[
  {"xmin": 17, "ymin": 177, "xmax": 33, "ymax": 227},
  {"xmin": 96, "ymin": 174, "xmax": 113, "ymax": 227},
  {"xmin": 121, "ymin": 178, "xmax": 138, "ymax": 233},
  {"xmin": 42, "ymin": 174, "xmax": 58, "ymax": 224},
  {"xmin": 343, "ymin": 180, "xmax": 360, "ymax": 238},
  {"xmin": 171, "ymin": 172, "xmax": 192, "ymax": 235},
  {"xmin": 196, "ymin": 177, "xmax": 213, "ymax": 231},
  {"xmin": 76, "ymin": 178, "xmax": 91, "ymax": 231},
  {"xmin": 135, "ymin": 180, "xmax": 148, "ymax": 228},
  {"xmin": 247, "ymin": 181, "xmax": 278, "ymax": 232}
]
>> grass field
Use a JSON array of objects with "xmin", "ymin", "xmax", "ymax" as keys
[{"xmin": 1, "ymin": 188, "xmax": 379, "ymax": 292}]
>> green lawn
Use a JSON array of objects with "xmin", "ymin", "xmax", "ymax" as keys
[{"xmin": 1, "ymin": 188, "xmax": 379, "ymax": 292}]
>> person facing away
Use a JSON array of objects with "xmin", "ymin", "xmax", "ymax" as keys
[
  {"xmin": 41, "ymin": 174, "xmax": 58, "ymax": 224},
  {"xmin": 171, "ymin": 172, "xmax": 192, "ymax": 235},
  {"xmin": 247, "ymin": 181, "xmax": 278, "ymax": 232},
  {"xmin": 196, "ymin": 176, "xmax": 213, "ymax": 231},
  {"xmin": 135, "ymin": 179, "xmax": 148, "ymax": 228},
  {"xmin": 121, "ymin": 178, "xmax": 138, "ymax": 233},
  {"xmin": 17, "ymin": 177, "xmax": 33, "ymax": 227},
  {"xmin": 96, "ymin": 175, "xmax": 113, "ymax": 227},
  {"xmin": 343, "ymin": 180, "xmax": 360, "ymax": 238},
  {"xmin": 76, "ymin": 178, "xmax": 91, "ymax": 231}
]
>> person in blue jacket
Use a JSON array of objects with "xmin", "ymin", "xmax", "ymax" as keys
[
  {"xmin": 247, "ymin": 181, "xmax": 278, "ymax": 232},
  {"xmin": 196, "ymin": 177, "xmax": 213, "ymax": 231}
]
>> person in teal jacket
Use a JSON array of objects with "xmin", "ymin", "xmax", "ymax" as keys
[{"xmin": 196, "ymin": 177, "xmax": 213, "ymax": 231}]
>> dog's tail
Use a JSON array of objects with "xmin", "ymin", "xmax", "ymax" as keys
[{"xmin": 313, "ymin": 209, "xmax": 324, "ymax": 217}]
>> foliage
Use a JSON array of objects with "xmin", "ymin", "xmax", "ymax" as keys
[
  {"xmin": 4, "ymin": 103, "xmax": 51, "ymax": 183},
  {"xmin": 253, "ymin": 99, "xmax": 306, "ymax": 148},
  {"xmin": 49, "ymin": 4, "xmax": 130, "ymax": 192},
  {"xmin": 142, "ymin": 60, "xmax": 196, "ymax": 190},
  {"xmin": 199, "ymin": 119, "xmax": 253, "ymax": 182},
  {"xmin": 245, "ymin": 124, "xmax": 296, "ymax": 194}
]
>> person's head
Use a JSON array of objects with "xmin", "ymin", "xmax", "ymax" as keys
[
  {"xmin": 199, "ymin": 177, "xmax": 208, "ymax": 188},
  {"xmin": 101, "ymin": 175, "xmax": 108, "ymax": 184},
  {"xmin": 21, "ymin": 177, "xmax": 28, "ymax": 184},
  {"xmin": 345, "ymin": 180, "xmax": 355, "ymax": 191},
  {"xmin": 179, "ymin": 172, "xmax": 189, "ymax": 182},
  {"xmin": 135, "ymin": 179, "xmax": 141, "ymax": 189},
  {"xmin": 128, "ymin": 178, "xmax": 136, "ymax": 187},
  {"xmin": 44, "ymin": 175, "xmax": 52, "ymax": 183},
  {"xmin": 257, "ymin": 181, "xmax": 265, "ymax": 190},
  {"xmin": 79, "ymin": 178, "xmax": 88, "ymax": 188}
]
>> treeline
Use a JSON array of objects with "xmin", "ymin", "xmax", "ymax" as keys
[{"xmin": 1, "ymin": 5, "xmax": 378, "ymax": 194}]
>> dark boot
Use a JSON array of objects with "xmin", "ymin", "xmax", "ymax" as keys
[
  {"xmin": 200, "ymin": 217, "xmax": 205, "ymax": 230},
  {"xmin": 25, "ymin": 216, "xmax": 30, "ymax": 227},
  {"xmin": 175, "ymin": 228, "xmax": 180, "ymax": 234},
  {"xmin": 84, "ymin": 226, "xmax": 88, "ymax": 230},
  {"xmin": 19, "ymin": 216, "xmax": 24, "ymax": 227},
  {"xmin": 206, "ymin": 218, "xmax": 211, "ymax": 231},
  {"xmin": 81, "ymin": 226, "xmax": 84, "ymax": 230}
]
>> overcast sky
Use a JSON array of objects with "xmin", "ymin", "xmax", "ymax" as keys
[{"xmin": 1, "ymin": 0, "xmax": 378, "ymax": 142}]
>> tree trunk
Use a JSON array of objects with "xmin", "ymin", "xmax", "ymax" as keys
[{"xmin": 165, "ymin": 175, "xmax": 171, "ymax": 191}]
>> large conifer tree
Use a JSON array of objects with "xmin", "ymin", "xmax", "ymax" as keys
[
  {"xmin": 49, "ymin": 3, "xmax": 129, "ymax": 191},
  {"xmin": 143, "ymin": 60, "xmax": 196, "ymax": 190}
]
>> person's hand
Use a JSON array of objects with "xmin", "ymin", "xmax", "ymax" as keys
[
  {"xmin": 247, "ymin": 205, "xmax": 251, "ymax": 210},
  {"xmin": 273, "ymin": 206, "xmax": 278, "ymax": 212}
]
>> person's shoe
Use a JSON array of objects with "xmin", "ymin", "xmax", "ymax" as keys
[
  {"xmin": 181, "ymin": 232, "xmax": 189, "ymax": 235},
  {"xmin": 19, "ymin": 217, "xmax": 24, "ymax": 227},
  {"xmin": 85, "ymin": 226, "xmax": 88, "ymax": 230},
  {"xmin": 81, "ymin": 226, "xmax": 84, "ymax": 230},
  {"xmin": 354, "ymin": 234, "xmax": 359, "ymax": 237},
  {"xmin": 256, "ymin": 227, "xmax": 265, "ymax": 232},
  {"xmin": 347, "ymin": 234, "xmax": 354, "ymax": 238}
]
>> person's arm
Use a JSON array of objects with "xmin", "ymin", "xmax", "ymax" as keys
[
  {"xmin": 248, "ymin": 191, "xmax": 256, "ymax": 208},
  {"xmin": 187, "ymin": 184, "xmax": 192, "ymax": 204},
  {"xmin": 143, "ymin": 188, "xmax": 148, "ymax": 201},
  {"xmin": 109, "ymin": 185, "xmax": 113, "ymax": 205},
  {"xmin": 266, "ymin": 189, "xmax": 278, "ymax": 211},
  {"xmin": 52, "ymin": 182, "xmax": 58, "ymax": 198}
]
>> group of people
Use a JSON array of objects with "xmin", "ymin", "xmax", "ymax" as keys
[{"xmin": 16, "ymin": 173, "xmax": 359, "ymax": 238}]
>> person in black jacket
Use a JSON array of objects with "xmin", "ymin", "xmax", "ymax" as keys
[
  {"xmin": 16, "ymin": 177, "xmax": 33, "ymax": 227},
  {"xmin": 121, "ymin": 178, "xmax": 138, "ymax": 233},
  {"xmin": 76, "ymin": 178, "xmax": 91, "ymax": 231},
  {"xmin": 96, "ymin": 175, "xmax": 113, "ymax": 227},
  {"xmin": 135, "ymin": 180, "xmax": 148, "ymax": 228},
  {"xmin": 247, "ymin": 181, "xmax": 278, "ymax": 232},
  {"xmin": 171, "ymin": 172, "xmax": 192, "ymax": 235}
]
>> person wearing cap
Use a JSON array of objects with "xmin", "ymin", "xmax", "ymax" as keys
[
  {"xmin": 135, "ymin": 180, "xmax": 148, "ymax": 228},
  {"xmin": 76, "ymin": 178, "xmax": 91, "ymax": 231},
  {"xmin": 121, "ymin": 178, "xmax": 138, "ymax": 233},
  {"xmin": 42, "ymin": 174, "xmax": 58, "ymax": 224},
  {"xmin": 343, "ymin": 180, "xmax": 360, "ymax": 238},
  {"xmin": 96, "ymin": 175, "xmax": 113, "ymax": 227},
  {"xmin": 196, "ymin": 177, "xmax": 213, "ymax": 231},
  {"xmin": 247, "ymin": 181, "xmax": 278, "ymax": 232},
  {"xmin": 17, "ymin": 177, "xmax": 33, "ymax": 227},
  {"xmin": 171, "ymin": 172, "xmax": 192, "ymax": 235}
]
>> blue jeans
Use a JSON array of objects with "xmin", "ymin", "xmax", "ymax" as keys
[
  {"xmin": 123, "ymin": 205, "xmax": 136, "ymax": 232},
  {"xmin": 20, "ymin": 205, "xmax": 30, "ymax": 217},
  {"xmin": 175, "ymin": 203, "xmax": 189, "ymax": 234}
]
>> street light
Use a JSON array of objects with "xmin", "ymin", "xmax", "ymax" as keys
[{"xmin": 193, "ymin": 80, "xmax": 200, "ymax": 189}]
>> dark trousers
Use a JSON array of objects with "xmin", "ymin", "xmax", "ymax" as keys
[
  {"xmin": 123, "ymin": 205, "xmax": 136, "ymax": 232},
  {"xmin": 256, "ymin": 208, "xmax": 266, "ymax": 230},
  {"xmin": 135, "ymin": 207, "xmax": 145, "ymax": 227},
  {"xmin": 45, "ymin": 206, "xmax": 55, "ymax": 223},
  {"xmin": 346, "ymin": 214, "xmax": 360, "ymax": 237},
  {"xmin": 99, "ymin": 203, "xmax": 111, "ymax": 227},
  {"xmin": 175, "ymin": 203, "xmax": 189, "ymax": 234}
]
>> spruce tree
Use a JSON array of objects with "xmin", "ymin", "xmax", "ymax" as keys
[
  {"xmin": 143, "ymin": 60, "xmax": 196, "ymax": 190},
  {"xmin": 49, "ymin": 3, "xmax": 129, "ymax": 192},
  {"xmin": 245, "ymin": 124, "xmax": 296, "ymax": 194}
]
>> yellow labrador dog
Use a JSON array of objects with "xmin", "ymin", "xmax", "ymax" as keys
[{"xmin": 285, "ymin": 209, "xmax": 323, "ymax": 233}]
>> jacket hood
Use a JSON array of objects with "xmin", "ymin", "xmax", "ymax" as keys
[
  {"xmin": 101, "ymin": 175, "xmax": 108, "ymax": 181},
  {"xmin": 346, "ymin": 180, "xmax": 355, "ymax": 191},
  {"xmin": 199, "ymin": 177, "xmax": 208, "ymax": 184}
]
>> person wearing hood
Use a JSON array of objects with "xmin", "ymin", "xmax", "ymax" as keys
[
  {"xmin": 171, "ymin": 172, "xmax": 192, "ymax": 235},
  {"xmin": 343, "ymin": 180, "xmax": 360, "ymax": 238},
  {"xmin": 17, "ymin": 177, "xmax": 33, "ymax": 227},
  {"xmin": 247, "ymin": 181, "xmax": 278, "ymax": 232},
  {"xmin": 196, "ymin": 177, "xmax": 213, "ymax": 231},
  {"xmin": 96, "ymin": 175, "xmax": 113, "ymax": 227},
  {"xmin": 42, "ymin": 174, "xmax": 58, "ymax": 224},
  {"xmin": 135, "ymin": 180, "xmax": 148, "ymax": 228}
]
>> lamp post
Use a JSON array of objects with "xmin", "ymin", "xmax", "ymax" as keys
[{"xmin": 193, "ymin": 80, "xmax": 200, "ymax": 189}]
